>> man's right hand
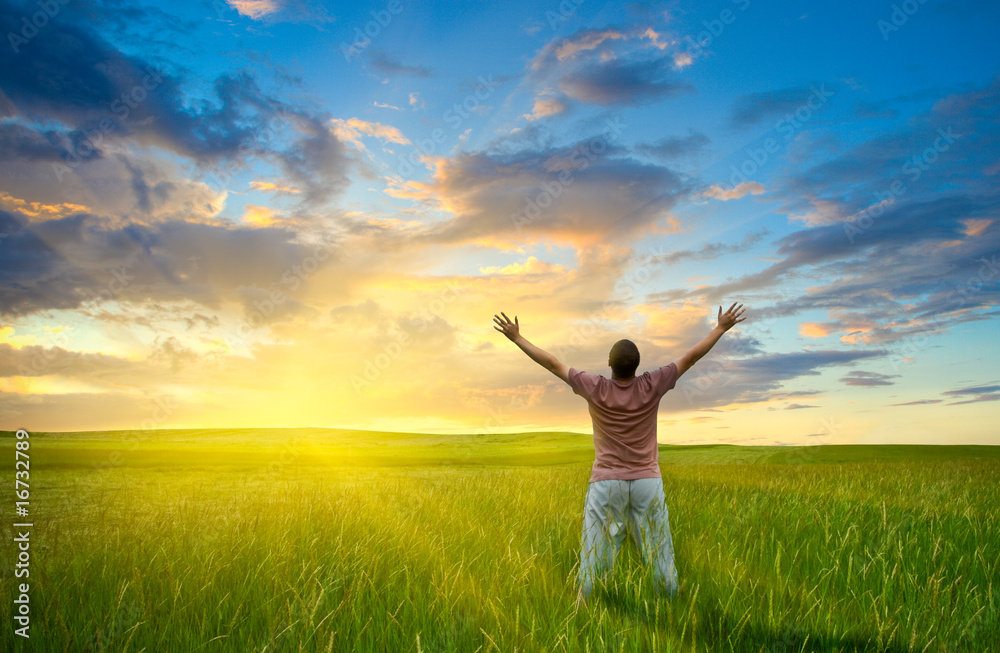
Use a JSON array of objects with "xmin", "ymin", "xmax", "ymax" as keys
[{"xmin": 718, "ymin": 302, "xmax": 747, "ymax": 331}]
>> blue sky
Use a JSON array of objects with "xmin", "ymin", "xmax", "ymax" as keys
[{"xmin": 0, "ymin": 0, "xmax": 998, "ymax": 443}]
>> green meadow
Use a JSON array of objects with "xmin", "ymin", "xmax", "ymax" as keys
[{"xmin": 2, "ymin": 428, "xmax": 998, "ymax": 652}]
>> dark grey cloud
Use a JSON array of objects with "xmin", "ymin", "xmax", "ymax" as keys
[
  {"xmin": 368, "ymin": 51, "xmax": 433, "ymax": 78},
  {"xmin": 274, "ymin": 112, "xmax": 353, "ymax": 206},
  {"xmin": 0, "ymin": 123, "xmax": 78, "ymax": 162},
  {"xmin": 942, "ymin": 383, "xmax": 1000, "ymax": 405},
  {"xmin": 0, "ymin": 343, "xmax": 135, "ymax": 378},
  {"xmin": 636, "ymin": 130, "xmax": 710, "ymax": 161},
  {"xmin": 675, "ymin": 348, "xmax": 888, "ymax": 409},
  {"xmin": 401, "ymin": 131, "xmax": 693, "ymax": 247},
  {"xmin": 0, "ymin": 209, "xmax": 339, "ymax": 317},
  {"xmin": 730, "ymin": 86, "xmax": 821, "ymax": 129},
  {"xmin": 0, "ymin": 2, "xmax": 352, "ymax": 205},
  {"xmin": 527, "ymin": 27, "xmax": 694, "ymax": 109},
  {"xmin": 0, "ymin": 10, "xmax": 267, "ymax": 161},
  {"xmin": 839, "ymin": 370, "xmax": 899, "ymax": 386},
  {"xmin": 558, "ymin": 56, "xmax": 693, "ymax": 106},
  {"xmin": 737, "ymin": 349, "xmax": 887, "ymax": 380},
  {"xmin": 651, "ymin": 77, "xmax": 1000, "ymax": 358},
  {"xmin": 652, "ymin": 229, "xmax": 770, "ymax": 266}
]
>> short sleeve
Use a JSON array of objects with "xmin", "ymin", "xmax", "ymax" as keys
[
  {"xmin": 568, "ymin": 367, "xmax": 600, "ymax": 399},
  {"xmin": 651, "ymin": 362, "xmax": 679, "ymax": 396}
]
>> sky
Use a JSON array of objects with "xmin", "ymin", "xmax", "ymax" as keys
[{"xmin": 0, "ymin": 0, "xmax": 998, "ymax": 445}]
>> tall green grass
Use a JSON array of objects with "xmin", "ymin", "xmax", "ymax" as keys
[{"xmin": 1, "ymin": 430, "xmax": 997, "ymax": 651}]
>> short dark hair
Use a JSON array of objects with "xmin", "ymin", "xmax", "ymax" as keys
[{"xmin": 609, "ymin": 339, "xmax": 640, "ymax": 378}]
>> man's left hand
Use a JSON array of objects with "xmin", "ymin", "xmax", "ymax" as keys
[{"xmin": 493, "ymin": 312, "xmax": 520, "ymax": 341}]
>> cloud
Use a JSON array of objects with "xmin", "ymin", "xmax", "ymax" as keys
[
  {"xmin": 839, "ymin": 370, "xmax": 899, "ymax": 386},
  {"xmin": 0, "ymin": 7, "xmax": 352, "ymax": 207},
  {"xmin": 636, "ymin": 130, "xmax": 709, "ymax": 160},
  {"xmin": 676, "ymin": 347, "xmax": 888, "ymax": 409},
  {"xmin": 224, "ymin": 0, "xmax": 333, "ymax": 23},
  {"xmin": 250, "ymin": 181, "xmax": 301, "ymax": 195},
  {"xmin": 242, "ymin": 204, "xmax": 283, "ymax": 227},
  {"xmin": 650, "ymin": 229, "xmax": 770, "ymax": 266},
  {"xmin": 368, "ymin": 51, "xmax": 433, "ymax": 78},
  {"xmin": 226, "ymin": 0, "xmax": 278, "ymax": 19},
  {"xmin": 274, "ymin": 112, "xmax": 353, "ymax": 206},
  {"xmin": 523, "ymin": 96, "xmax": 569, "ymax": 121},
  {"xmin": 383, "ymin": 130, "xmax": 692, "ymax": 249},
  {"xmin": 798, "ymin": 322, "xmax": 832, "ymax": 338},
  {"xmin": 534, "ymin": 29, "xmax": 629, "ymax": 68},
  {"xmin": 557, "ymin": 56, "xmax": 694, "ymax": 106},
  {"xmin": 942, "ymin": 383, "xmax": 1000, "ymax": 405},
  {"xmin": 330, "ymin": 118, "xmax": 411, "ymax": 147},
  {"xmin": 0, "ymin": 209, "xmax": 338, "ymax": 317},
  {"xmin": 671, "ymin": 76, "xmax": 1000, "ymax": 353},
  {"xmin": 479, "ymin": 256, "xmax": 566, "ymax": 275},
  {"xmin": 0, "ymin": 150, "xmax": 228, "ymax": 225},
  {"xmin": 888, "ymin": 399, "xmax": 943, "ymax": 406},
  {"xmin": 527, "ymin": 26, "xmax": 695, "ymax": 110},
  {"xmin": 0, "ymin": 191, "xmax": 89, "ymax": 223},
  {"xmin": 730, "ymin": 86, "xmax": 823, "ymax": 129},
  {"xmin": 0, "ymin": 122, "xmax": 78, "ymax": 162},
  {"xmin": 698, "ymin": 181, "xmax": 765, "ymax": 201}
]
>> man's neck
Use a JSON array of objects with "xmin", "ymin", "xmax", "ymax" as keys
[{"xmin": 612, "ymin": 374, "xmax": 635, "ymax": 382}]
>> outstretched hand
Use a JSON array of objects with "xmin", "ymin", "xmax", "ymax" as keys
[
  {"xmin": 718, "ymin": 302, "xmax": 747, "ymax": 331},
  {"xmin": 493, "ymin": 312, "xmax": 520, "ymax": 341}
]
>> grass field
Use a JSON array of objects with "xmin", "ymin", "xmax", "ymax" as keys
[{"xmin": 2, "ymin": 428, "xmax": 998, "ymax": 652}]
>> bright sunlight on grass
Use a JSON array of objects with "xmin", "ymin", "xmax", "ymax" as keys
[{"xmin": 2, "ymin": 429, "xmax": 997, "ymax": 651}]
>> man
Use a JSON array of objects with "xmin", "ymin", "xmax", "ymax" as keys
[{"xmin": 493, "ymin": 302, "xmax": 747, "ymax": 603}]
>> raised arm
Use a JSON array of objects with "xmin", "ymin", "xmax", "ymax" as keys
[
  {"xmin": 674, "ymin": 302, "xmax": 747, "ymax": 378},
  {"xmin": 493, "ymin": 312, "xmax": 570, "ymax": 383}
]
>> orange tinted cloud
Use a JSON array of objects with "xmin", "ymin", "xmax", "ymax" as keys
[
  {"xmin": 242, "ymin": 204, "xmax": 282, "ymax": 227},
  {"xmin": 700, "ymin": 182, "xmax": 765, "ymax": 201},
  {"xmin": 330, "ymin": 118, "xmax": 410, "ymax": 148},
  {"xmin": 479, "ymin": 256, "xmax": 567, "ymax": 275},
  {"xmin": 799, "ymin": 322, "xmax": 830, "ymax": 338},
  {"xmin": 0, "ymin": 191, "xmax": 89, "ymax": 222},
  {"xmin": 250, "ymin": 181, "xmax": 300, "ymax": 194}
]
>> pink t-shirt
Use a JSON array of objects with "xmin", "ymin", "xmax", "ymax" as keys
[{"xmin": 567, "ymin": 362, "xmax": 679, "ymax": 482}]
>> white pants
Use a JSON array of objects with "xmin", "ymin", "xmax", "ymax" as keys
[{"xmin": 578, "ymin": 477, "xmax": 679, "ymax": 598}]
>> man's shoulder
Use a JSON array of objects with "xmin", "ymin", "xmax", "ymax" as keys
[
  {"xmin": 568, "ymin": 367, "xmax": 606, "ymax": 396},
  {"xmin": 569, "ymin": 367, "xmax": 607, "ymax": 380}
]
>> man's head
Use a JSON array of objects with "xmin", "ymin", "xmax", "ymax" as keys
[{"xmin": 608, "ymin": 339, "xmax": 640, "ymax": 379}]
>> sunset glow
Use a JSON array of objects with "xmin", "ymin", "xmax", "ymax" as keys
[{"xmin": 0, "ymin": 0, "xmax": 997, "ymax": 445}]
